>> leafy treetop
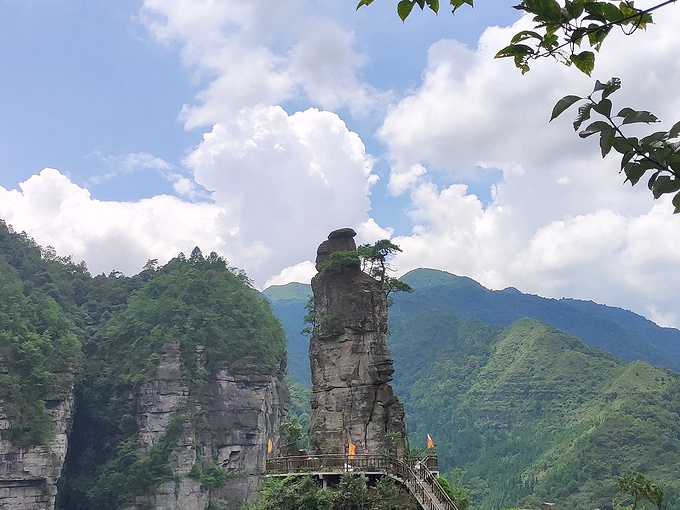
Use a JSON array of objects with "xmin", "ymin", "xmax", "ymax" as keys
[{"xmin": 616, "ymin": 472, "xmax": 664, "ymax": 510}]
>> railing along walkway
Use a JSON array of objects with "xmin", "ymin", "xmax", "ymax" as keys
[{"xmin": 265, "ymin": 454, "xmax": 458, "ymax": 510}]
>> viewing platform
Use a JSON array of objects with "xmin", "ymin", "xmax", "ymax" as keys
[{"xmin": 265, "ymin": 454, "xmax": 458, "ymax": 510}]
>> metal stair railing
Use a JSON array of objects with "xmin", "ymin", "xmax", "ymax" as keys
[
  {"xmin": 265, "ymin": 454, "xmax": 459, "ymax": 510},
  {"xmin": 393, "ymin": 458, "xmax": 459, "ymax": 510}
]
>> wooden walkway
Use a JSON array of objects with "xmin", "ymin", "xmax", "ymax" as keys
[{"xmin": 265, "ymin": 454, "xmax": 459, "ymax": 510}]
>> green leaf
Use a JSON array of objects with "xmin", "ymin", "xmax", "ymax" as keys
[
  {"xmin": 495, "ymin": 44, "xmax": 534, "ymax": 59},
  {"xmin": 620, "ymin": 149, "xmax": 635, "ymax": 169},
  {"xmin": 669, "ymin": 120, "xmax": 680, "ymax": 138},
  {"xmin": 550, "ymin": 95, "xmax": 582, "ymax": 121},
  {"xmin": 587, "ymin": 24, "xmax": 611, "ymax": 49},
  {"xmin": 622, "ymin": 110, "xmax": 659, "ymax": 125},
  {"xmin": 647, "ymin": 169, "xmax": 661, "ymax": 191},
  {"xmin": 601, "ymin": 2, "xmax": 623, "ymax": 21},
  {"xmin": 673, "ymin": 192, "xmax": 680, "ymax": 214},
  {"xmin": 426, "ymin": 0, "xmax": 440, "ymax": 12},
  {"xmin": 573, "ymin": 103, "xmax": 593, "ymax": 131},
  {"xmin": 356, "ymin": 0, "xmax": 375, "ymax": 9},
  {"xmin": 599, "ymin": 127, "xmax": 615, "ymax": 157},
  {"xmin": 611, "ymin": 137, "xmax": 632, "ymax": 154},
  {"xmin": 623, "ymin": 161, "xmax": 646, "ymax": 185},
  {"xmin": 511, "ymin": 30, "xmax": 543, "ymax": 43},
  {"xmin": 570, "ymin": 51, "xmax": 595, "ymax": 76},
  {"xmin": 526, "ymin": 0, "xmax": 562, "ymax": 22},
  {"xmin": 601, "ymin": 77, "xmax": 621, "ymax": 99},
  {"xmin": 592, "ymin": 98, "xmax": 612, "ymax": 117},
  {"xmin": 398, "ymin": 0, "xmax": 415, "ymax": 20},
  {"xmin": 640, "ymin": 131, "xmax": 667, "ymax": 146},
  {"xmin": 450, "ymin": 0, "xmax": 473, "ymax": 13},
  {"xmin": 579, "ymin": 120, "xmax": 611, "ymax": 138},
  {"xmin": 651, "ymin": 175, "xmax": 680, "ymax": 199},
  {"xmin": 616, "ymin": 107, "xmax": 635, "ymax": 118},
  {"xmin": 565, "ymin": 0, "xmax": 585, "ymax": 18},
  {"xmin": 570, "ymin": 27, "xmax": 588, "ymax": 45}
]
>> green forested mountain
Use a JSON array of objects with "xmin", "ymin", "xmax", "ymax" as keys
[
  {"xmin": 388, "ymin": 316, "xmax": 680, "ymax": 509},
  {"xmin": 264, "ymin": 268, "xmax": 680, "ymax": 383},
  {"xmin": 264, "ymin": 283, "xmax": 312, "ymax": 387},
  {"xmin": 396, "ymin": 268, "xmax": 680, "ymax": 373},
  {"xmin": 0, "ymin": 256, "xmax": 81, "ymax": 447},
  {"xmin": 0, "ymin": 221, "xmax": 288, "ymax": 509},
  {"xmin": 265, "ymin": 270, "xmax": 680, "ymax": 509},
  {"xmin": 59, "ymin": 251, "xmax": 287, "ymax": 509},
  {"xmin": 4, "ymin": 219, "xmax": 680, "ymax": 510}
]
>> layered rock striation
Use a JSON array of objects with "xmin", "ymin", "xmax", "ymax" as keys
[
  {"xmin": 125, "ymin": 343, "xmax": 288, "ymax": 510},
  {"xmin": 0, "ymin": 384, "xmax": 74, "ymax": 510},
  {"xmin": 308, "ymin": 228, "xmax": 406, "ymax": 457}
]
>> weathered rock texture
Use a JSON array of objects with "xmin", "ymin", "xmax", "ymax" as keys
[
  {"xmin": 308, "ymin": 228, "xmax": 406, "ymax": 456},
  {"xmin": 126, "ymin": 343, "xmax": 288, "ymax": 510},
  {"xmin": 0, "ymin": 385, "xmax": 74, "ymax": 510}
]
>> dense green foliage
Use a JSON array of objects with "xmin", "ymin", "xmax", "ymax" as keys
[
  {"xmin": 0, "ymin": 221, "xmax": 288, "ymax": 509},
  {"xmin": 0, "ymin": 257, "xmax": 80, "ymax": 447},
  {"xmin": 267, "ymin": 269, "xmax": 680, "ymax": 509},
  {"xmin": 58, "ymin": 250, "xmax": 287, "ymax": 509},
  {"xmin": 387, "ymin": 316, "xmax": 680, "ymax": 509},
  {"xmin": 246, "ymin": 474, "xmax": 417, "ymax": 510}
]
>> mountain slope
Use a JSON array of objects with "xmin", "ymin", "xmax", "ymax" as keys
[
  {"xmin": 398, "ymin": 268, "xmax": 680, "ymax": 372},
  {"xmin": 388, "ymin": 316, "xmax": 680, "ymax": 509},
  {"xmin": 265, "ymin": 272, "xmax": 680, "ymax": 509},
  {"xmin": 265, "ymin": 268, "xmax": 680, "ymax": 383},
  {"xmin": 263, "ymin": 284, "xmax": 311, "ymax": 386}
]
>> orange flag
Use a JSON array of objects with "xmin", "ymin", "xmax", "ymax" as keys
[
  {"xmin": 348, "ymin": 442, "xmax": 357, "ymax": 460},
  {"xmin": 427, "ymin": 433, "xmax": 435, "ymax": 449},
  {"xmin": 268, "ymin": 439, "xmax": 273, "ymax": 454}
]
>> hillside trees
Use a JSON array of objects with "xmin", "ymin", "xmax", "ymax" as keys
[
  {"xmin": 57, "ymin": 250, "xmax": 288, "ymax": 509},
  {"xmin": 616, "ymin": 472, "xmax": 664, "ymax": 510},
  {"xmin": 356, "ymin": 0, "xmax": 680, "ymax": 212},
  {"xmin": 0, "ymin": 258, "xmax": 81, "ymax": 447}
]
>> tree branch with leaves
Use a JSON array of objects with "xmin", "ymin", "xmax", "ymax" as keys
[{"xmin": 355, "ymin": 0, "xmax": 680, "ymax": 212}]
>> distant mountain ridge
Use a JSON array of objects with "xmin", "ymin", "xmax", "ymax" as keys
[
  {"xmin": 264, "ymin": 268, "xmax": 680, "ymax": 509},
  {"xmin": 264, "ymin": 268, "xmax": 680, "ymax": 384},
  {"xmin": 398, "ymin": 268, "xmax": 680, "ymax": 372}
]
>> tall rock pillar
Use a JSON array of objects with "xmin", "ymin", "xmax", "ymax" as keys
[{"xmin": 308, "ymin": 228, "xmax": 406, "ymax": 457}]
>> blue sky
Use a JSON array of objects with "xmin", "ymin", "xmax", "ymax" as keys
[{"xmin": 2, "ymin": 0, "xmax": 680, "ymax": 328}]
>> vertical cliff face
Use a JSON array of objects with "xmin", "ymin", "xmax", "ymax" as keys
[
  {"xmin": 125, "ymin": 343, "xmax": 288, "ymax": 510},
  {"xmin": 0, "ymin": 384, "xmax": 74, "ymax": 510},
  {"xmin": 308, "ymin": 228, "xmax": 406, "ymax": 456}
]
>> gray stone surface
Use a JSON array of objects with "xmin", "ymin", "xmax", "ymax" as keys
[
  {"xmin": 0, "ymin": 386, "xmax": 74, "ymax": 510},
  {"xmin": 127, "ymin": 342, "xmax": 288, "ymax": 510},
  {"xmin": 308, "ymin": 228, "xmax": 406, "ymax": 457}
]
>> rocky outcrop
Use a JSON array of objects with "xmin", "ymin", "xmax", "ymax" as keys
[
  {"xmin": 126, "ymin": 343, "xmax": 288, "ymax": 510},
  {"xmin": 308, "ymin": 228, "xmax": 406, "ymax": 457},
  {"xmin": 0, "ymin": 387, "xmax": 74, "ymax": 510}
]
